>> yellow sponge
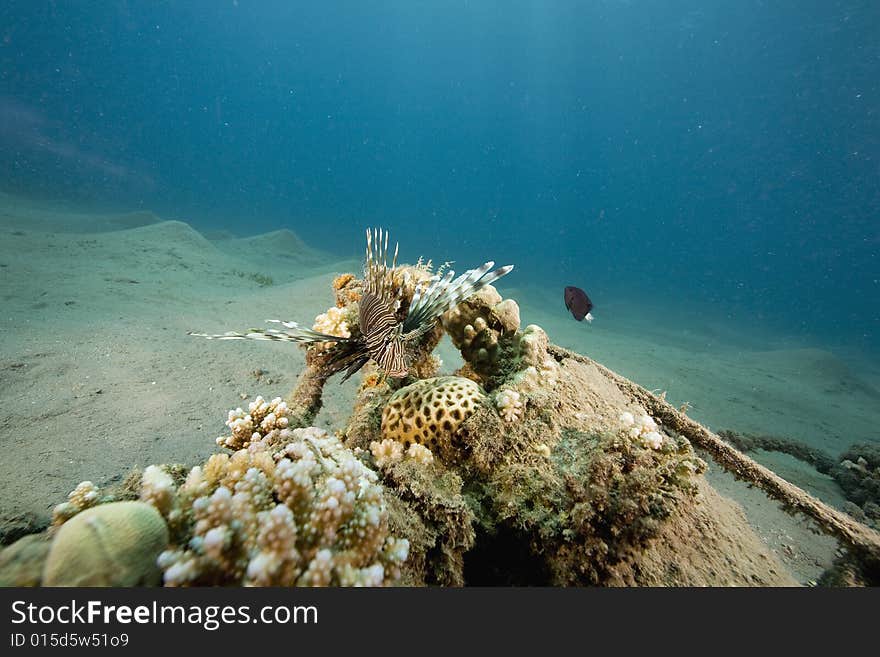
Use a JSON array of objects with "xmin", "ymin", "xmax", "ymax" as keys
[{"xmin": 381, "ymin": 376, "xmax": 485, "ymax": 452}]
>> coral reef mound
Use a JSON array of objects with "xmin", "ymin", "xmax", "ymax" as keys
[{"xmin": 5, "ymin": 247, "xmax": 878, "ymax": 587}]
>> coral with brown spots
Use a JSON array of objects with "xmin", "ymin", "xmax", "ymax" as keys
[
  {"xmin": 1, "ymin": 265, "xmax": 825, "ymax": 587},
  {"xmin": 381, "ymin": 376, "xmax": 486, "ymax": 460},
  {"xmin": 344, "ymin": 328, "xmax": 802, "ymax": 585}
]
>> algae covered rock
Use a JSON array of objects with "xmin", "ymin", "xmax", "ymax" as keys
[
  {"xmin": 43, "ymin": 501, "xmax": 168, "ymax": 586},
  {"xmin": 830, "ymin": 443, "xmax": 880, "ymax": 528},
  {"xmin": 0, "ymin": 534, "xmax": 51, "ymax": 587}
]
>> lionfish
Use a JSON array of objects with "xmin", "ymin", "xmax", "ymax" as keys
[{"xmin": 191, "ymin": 228, "xmax": 513, "ymax": 381}]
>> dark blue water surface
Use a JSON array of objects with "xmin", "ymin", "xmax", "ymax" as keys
[{"xmin": 1, "ymin": 1, "xmax": 877, "ymax": 352}]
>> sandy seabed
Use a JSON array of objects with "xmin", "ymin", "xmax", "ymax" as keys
[{"xmin": 1, "ymin": 192, "xmax": 878, "ymax": 584}]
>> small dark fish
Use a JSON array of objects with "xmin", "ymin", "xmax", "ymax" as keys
[{"xmin": 564, "ymin": 286, "xmax": 594, "ymax": 323}]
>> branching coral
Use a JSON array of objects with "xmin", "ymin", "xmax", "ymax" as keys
[
  {"xmin": 144, "ymin": 427, "xmax": 408, "ymax": 586},
  {"xmin": 407, "ymin": 443, "xmax": 434, "ymax": 466},
  {"xmin": 15, "ymin": 244, "xmax": 867, "ymax": 589},
  {"xmin": 494, "ymin": 388, "xmax": 523, "ymax": 423},
  {"xmin": 620, "ymin": 411, "xmax": 666, "ymax": 450},
  {"xmin": 370, "ymin": 438, "xmax": 434, "ymax": 468},
  {"xmin": 218, "ymin": 395, "xmax": 293, "ymax": 451},
  {"xmin": 51, "ymin": 481, "xmax": 103, "ymax": 527},
  {"xmin": 509, "ymin": 325, "xmax": 560, "ymax": 392},
  {"xmin": 370, "ymin": 438, "xmax": 404, "ymax": 468},
  {"xmin": 409, "ymin": 353, "xmax": 443, "ymax": 380},
  {"xmin": 311, "ymin": 305, "xmax": 354, "ymax": 348}
]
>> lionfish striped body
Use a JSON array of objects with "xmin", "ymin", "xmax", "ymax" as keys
[{"xmin": 191, "ymin": 228, "xmax": 513, "ymax": 381}]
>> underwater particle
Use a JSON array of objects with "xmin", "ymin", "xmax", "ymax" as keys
[
  {"xmin": 380, "ymin": 376, "xmax": 486, "ymax": 457},
  {"xmin": 564, "ymin": 286, "xmax": 594, "ymax": 323}
]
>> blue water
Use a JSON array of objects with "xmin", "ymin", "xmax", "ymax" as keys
[{"xmin": 1, "ymin": 1, "xmax": 877, "ymax": 353}]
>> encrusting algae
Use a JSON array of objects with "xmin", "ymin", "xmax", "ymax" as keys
[{"xmin": 2, "ymin": 228, "xmax": 879, "ymax": 587}]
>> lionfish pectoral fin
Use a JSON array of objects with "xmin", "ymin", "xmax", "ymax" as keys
[
  {"xmin": 338, "ymin": 355, "xmax": 371, "ymax": 383},
  {"xmin": 189, "ymin": 319, "xmax": 356, "ymax": 344},
  {"xmin": 401, "ymin": 261, "xmax": 515, "ymax": 334},
  {"xmin": 187, "ymin": 330, "xmax": 264, "ymax": 341}
]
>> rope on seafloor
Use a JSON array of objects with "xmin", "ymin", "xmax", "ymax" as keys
[{"xmin": 546, "ymin": 342, "xmax": 880, "ymax": 570}]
